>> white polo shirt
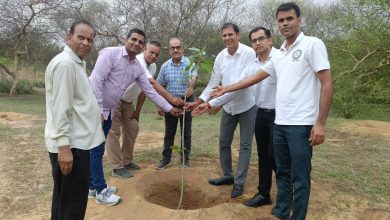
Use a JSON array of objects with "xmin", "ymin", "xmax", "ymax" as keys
[
  {"xmin": 201, "ymin": 43, "xmax": 256, "ymax": 115},
  {"xmin": 120, "ymin": 53, "xmax": 156, "ymax": 103},
  {"xmin": 262, "ymin": 32, "xmax": 330, "ymax": 125}
]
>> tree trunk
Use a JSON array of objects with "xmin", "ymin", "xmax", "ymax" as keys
[{"xmin": 9, "ymin": 78, "xmax": 19, "ymax": 96}]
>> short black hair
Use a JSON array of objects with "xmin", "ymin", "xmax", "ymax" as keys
[
  {"xmin": 221, "ymin": 23, "xmax": 239, "ymax": 33},
  {"xmin": 248, "ymin": 27, "xmax": 271, "ymax": 41},
  {"xmin": 126, "ymin": 29, "xmax": 146, "ymax": 43},
  {"xmin": 276, "ymin": 2, "xmax": 301, "ymax": 17},
  {"xmin": 69, "ymin": 20, "xmax": 95, "ymax": 37},
  {"xmin": 147, "ymin": 40, "xmax": 161, "ymax": 47}
]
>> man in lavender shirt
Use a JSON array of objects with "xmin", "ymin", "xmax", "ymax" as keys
[{"xmin": 89, "ymin": 28, "xmax": 182, "ymax": 206}]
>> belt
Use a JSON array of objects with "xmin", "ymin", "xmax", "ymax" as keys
[{"xmin": 259, "ymin": 108, "xmax": 275, "ymax": 112}]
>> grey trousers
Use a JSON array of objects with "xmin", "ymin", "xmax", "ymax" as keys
[{"xmin": 219, "ymin": 105, "xmax": 256, "ymax": 185}]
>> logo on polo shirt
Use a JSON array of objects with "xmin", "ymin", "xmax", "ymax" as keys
[{"xmin": 292, "ymin": 49, "xmax": 302, "ymax": 61}]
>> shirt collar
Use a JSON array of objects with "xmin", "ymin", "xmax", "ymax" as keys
[
  {"xmin": 169, "ymin": 56, "xmax": 188, "ymax": 66},
  {"xmin": 64, "ymin": 46, "xmax": 84, "ymax": 65},
  {"xmin": 280, "ymin": 32, "xmax": 305, "ymax": 52},
  {"xmin": 121, "ymin": 46, "xmax": 137, "ymax": 63},
  {"xmin": 223, "ymin": 43, "xmax": 243, "ymax": 57},
  {"xmin": 256, "ymin": 47, "xmax": 277, "ymax": 64}
]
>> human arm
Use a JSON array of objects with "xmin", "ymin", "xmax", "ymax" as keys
[
  {"xmin": 309, "ymin": 69, "xmax": 334, "ymax": 146},
  {"xmin": 211, "ymin": 69, "xmax": 270, "ymax": 97},
  {"xmin": 89, "ymin": 49, "xmax": 112, "ymax": 114},
  {"xmin": 149, "ymin": 78, "xmax": 184, "ymax": 107},
  {"xmin": 50, "ymin": 63, "xmax": 76, "ymax": 174},
  {"xmin": 137, "ymin": 69, "xmax": 173, "ymax": 112},
  {"xmin": 131, "ymin": 92, "xmax": 146, "ymax": 121},
  {"xmin": 185, "ymin": 75, "xmax": 197, "ymax": 98}
]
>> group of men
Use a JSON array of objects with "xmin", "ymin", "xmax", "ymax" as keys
[
  {"xmin": 45, "ymin": 22, "xmax": 196, "ymax": 219},
  {"xmin": 45, "ymin": 2, "xmax": 333, "ymax": 220}
]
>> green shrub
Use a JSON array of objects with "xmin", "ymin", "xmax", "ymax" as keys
[
  {"xmin": 31, "ymin": 79, "xmax": 45, "ymax": 88},
  {"xmin": 0, "ymin": 79, "xmax": 33, "ymax": 94}
]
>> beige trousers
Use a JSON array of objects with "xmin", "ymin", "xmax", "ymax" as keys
[{"xmin": 106, "ymin": 100, "xmax": 139, "ymax": 169}]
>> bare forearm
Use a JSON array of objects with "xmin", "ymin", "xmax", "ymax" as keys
[
  {"xmin": 188, "ymin": 76, "xmax": 197, "ymax": 91},
  {"xmin": 150, "ymin": 79, "xmax": 176, "ymax": 102},
  {"xmin": 317, "ymin": 80, "xmax": 333, "ymax": 126},
  {"xmin": 316, "ymin": 69, "xmax": 334, "ymax": 126},
  {"xmin": 135, "ymin": 93, "xmax": 146, "ymax": 114},
  {"xmin": 226, "ymin": 70, "xmax": 269, "ymax": 93}
]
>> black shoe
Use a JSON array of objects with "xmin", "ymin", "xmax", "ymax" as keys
[
  {"xmin": 231, "ymin": 184, "xmax": 244, "ymax": 198},
  {"xmin": 243, "ymin": 193, "xmax": 272, "ymax": 207},
  {"xmin": 155, "ymin": 159, "xmax": 171, "ymax": 170},
  {"xmin": 208, "ymin": 177, "xmax": 234, "ymax": 186}
]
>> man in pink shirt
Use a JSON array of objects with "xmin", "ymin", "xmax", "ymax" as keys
[{"xmin": 89, "ymin": 29, "xmax": 181, "ymax": 206}]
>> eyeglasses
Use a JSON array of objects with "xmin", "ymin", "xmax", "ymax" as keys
[
  {"xmin": 251, "ymin": 36, "xmax": 268, "ymax": 43},
  {"xmin": 169, "ymin": 46, "xmax": 182, "ymax": 51}
]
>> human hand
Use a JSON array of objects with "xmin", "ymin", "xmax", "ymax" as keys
[
  {"xmin": 309, "ymin": 123, "xmax": 326, "ymax": 146},
  {"xmin": 157, "ymin": 109, "xmax": 164, "ymax": 116},
  {"xmin": 192, "ymin": 103, "xmax": 210, "ymax": 116},
  {"xmin": 211, "ymin": 86, "xmax": 226, "ymax": 98},
  {"xmin": 58, "ymin": 145, "xmax": 73, "ymax": 175},
  {"xmin": 185, "ymin": 87, "xmax": 195, "ymax": 97},
  {"xmin": 208, "ymin": 105, "xmax": 222, "ymax": 115},
  {"xmin": 184, "ymin": 102, "xmax": 199, "ymax": 111},
  {"xmin": 170, "ymin": 97, "xmax": 184, "ymax": 107},
  {"xmin": 130, "ymin": 111, "xmax": 140, "ymax": 121},
  {"xmin": 169, "ymin": 107, "xmax": 183, "ymax": 117}
]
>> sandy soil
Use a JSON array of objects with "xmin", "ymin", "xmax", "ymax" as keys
[{"xmin": 1, "ymin": 112, "xmax": 389, "ymax": 220}]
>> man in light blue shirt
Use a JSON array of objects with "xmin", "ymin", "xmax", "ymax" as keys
[{"xmin": 155, "ymin": 37, "xmax": 197, "ymax": 169}]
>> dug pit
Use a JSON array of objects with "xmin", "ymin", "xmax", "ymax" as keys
[{"xmin": 137, "ymin": 168, "xmax": 230, "ymax": 210}]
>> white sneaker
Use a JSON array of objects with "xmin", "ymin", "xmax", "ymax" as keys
[
  {"xmin": 88, "ymin": 185, "xmax": 117, "ymax": 199},
  {"xmin": 95, "ymin": 187, "xmax": 121, "ymax": 206}
]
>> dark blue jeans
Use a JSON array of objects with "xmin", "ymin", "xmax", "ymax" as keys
[
  {"xmin": 255, "ymin": 108, "xmax": 276, "ymax": 198},
  {"xmin": 272, "ymin": 124, "xmax": 313, "ymax": 220},
  {"xmin": 89, "ymin": 115, "xmax": 112, "ymax": 193},
  {"xmin": 162, "ymin": 96, "xmax": 193, "ymax": 161}
]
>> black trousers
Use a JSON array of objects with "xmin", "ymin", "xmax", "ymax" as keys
[
  {"xmin": 255, "ymin": 108, "xmax": 276, "ymax": 197},
  {"xmin": 162, "ymin": 96, "xmax": 193, "ymax": 160},
  {"xmin": 49, "ymin": 148, "xmax": 90, "ymax": 220}
]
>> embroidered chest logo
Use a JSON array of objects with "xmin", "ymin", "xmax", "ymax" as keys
[{"xmin": 292, "ymin": 49, "xmax": 302, "ymax": 62}]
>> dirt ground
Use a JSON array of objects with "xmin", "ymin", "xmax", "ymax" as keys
[{"xmin": 0, "ymin": 112, "xmax": 389, "ymax": 220}]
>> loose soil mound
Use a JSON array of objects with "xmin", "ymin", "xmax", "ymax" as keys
[{"xmin": 0, "ymin": 112, "xmax": 32, "ymax": 122}]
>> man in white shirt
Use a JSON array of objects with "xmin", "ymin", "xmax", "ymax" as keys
[
  {"xmin": 242, "ymin": 27, "xmax": 279, "ymax": 208},
  {"xmin": 45, "ymin": 20, "xmax": 104, "ymax": 220},
  {"xmin": 105, "ymin": 41, "xmax": 183, "ymax": 178},
  {"xmin": 212, "ymin": 3, "xmax": 334, "ymax": 220},
  {"xmin": 187, "ymin": 23, "xmax": 257, "ymax": 198}
]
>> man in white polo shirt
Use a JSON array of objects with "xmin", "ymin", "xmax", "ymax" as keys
[
  {"xmin": 105, "ymin": 41, "xmax": 183, "ymax": 178},
  {"xmin": 212, "ymin": 2, "xmax": 334, "ymax": 220},
  {"xmin": 187, "ymin": 23, "xmax": 257, "ymax": 198}
]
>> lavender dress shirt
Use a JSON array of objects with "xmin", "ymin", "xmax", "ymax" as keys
[{"xmin": 89, "ymin": 46, "xmax": 172, "ymax": 120}]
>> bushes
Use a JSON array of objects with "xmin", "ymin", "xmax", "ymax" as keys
[{"xmin": 0, "ymin": 79, "xmax": 34, "ymax": 94}]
